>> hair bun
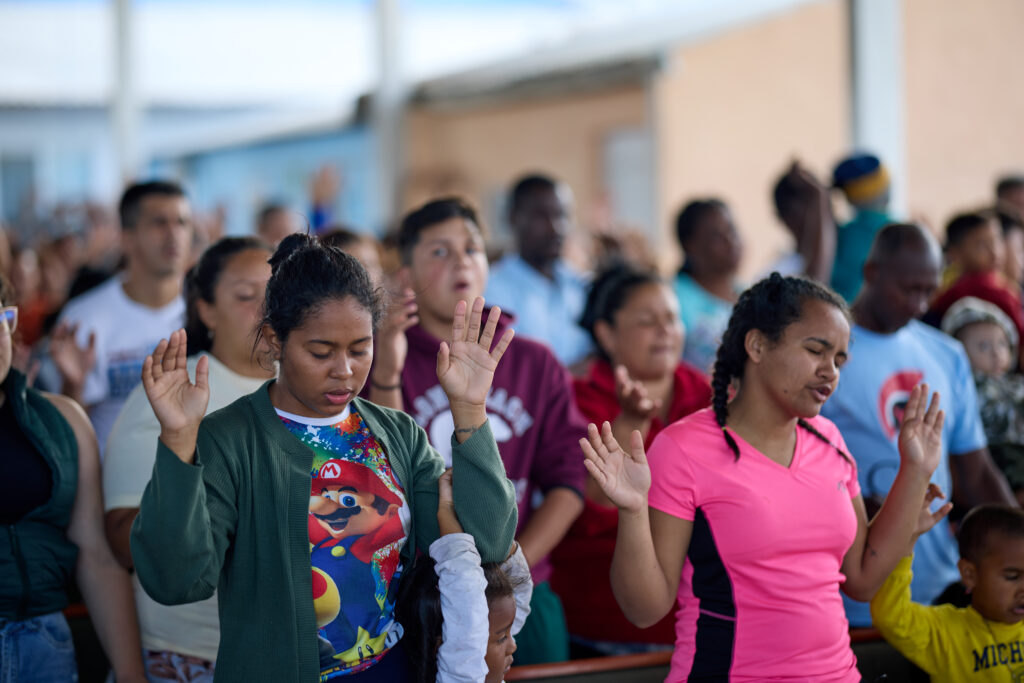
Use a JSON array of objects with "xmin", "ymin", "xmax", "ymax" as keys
[{"xmin": 269, "ymin": 233, "xmax": 316, "ymax": 272}]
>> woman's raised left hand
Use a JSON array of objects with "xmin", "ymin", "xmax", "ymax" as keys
[
  {"xmin": 897, "ymin": 383, "xmax": 945, "ymax": 477},
  {"xmin": 436, "ymin": 297, "xmax": 514, "ymax": 410}
]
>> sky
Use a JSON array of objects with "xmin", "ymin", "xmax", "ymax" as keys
[{"xmin": 0, "ymin": 0, "xmax": 736, "ymax": 107}]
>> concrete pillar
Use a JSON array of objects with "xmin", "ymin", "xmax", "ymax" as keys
[
  {"xmin": 849, "ymin": 0, "xmax": 906, "ymax": 214},
  {"xmin": 112, "ymin": 0, "xmax": 142, "ymax": 185},
  {"xmin": 372, "ymin": 0, "xmax": 405, "ymax": 231}
]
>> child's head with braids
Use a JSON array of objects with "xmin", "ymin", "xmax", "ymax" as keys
[{"xmin": 711, "ymin": 273, "xmax": 851, "ymax": 459}]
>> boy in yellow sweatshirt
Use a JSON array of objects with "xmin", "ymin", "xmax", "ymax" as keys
[{"xmin": 870, "ymin": 504, "xmax": 1024, "ymax": 681}]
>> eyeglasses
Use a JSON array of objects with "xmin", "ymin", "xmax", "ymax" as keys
[{"xmin": 1, "ymin": 306, "xmax": 17, "ymax": 335}]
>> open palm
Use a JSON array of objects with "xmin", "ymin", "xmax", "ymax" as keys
[
  {"xmin": 141, "ymin": 329, "xmax": 210, "ymax": 440},
  {"xmin": 581, "ymin": 422, "xmax": 651, "ymax": 513},
  {"xmin": 436, "ymin": 297, "xmax": 514, "ymax": 407},
  {"xmin": 897, "ymin": 383, "xmax": 945, "ymax": 477},
  {"xmin": 50, "ymin": 321, "xmax": 96, "ymax": 389}
]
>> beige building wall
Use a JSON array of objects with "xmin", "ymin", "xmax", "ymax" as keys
[
  {"xmin": 403, "ymin": 86, "xmax": 648, "ymax": 256},
  {"xmin": 653, "ymin": 0, "xmax": 850, "ymax": 280},
  {"xmin": 904, "ymin": 0, "xmax": 1024, "ymax": 230},
  {"xmin": 404, "ymin": 1, "xmax": 1024, "ymax": 279}
]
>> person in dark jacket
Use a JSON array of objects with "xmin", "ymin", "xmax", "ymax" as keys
[{"xmin": 0, "ymin": 277, "xmax": 145, "ymax": 681}]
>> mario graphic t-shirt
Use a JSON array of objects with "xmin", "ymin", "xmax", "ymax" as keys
[{"xmin": 276, "ymin": 404, "xmax": 410, "ymax": 680}]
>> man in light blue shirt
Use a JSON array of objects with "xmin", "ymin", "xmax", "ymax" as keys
[
  {"xmin": 485, "ymin": 174, "xmax": 592, "ymax": 367},
  {"xmin": 822, "ymin": 222, "xmax": 1017, "ymax": 627}
]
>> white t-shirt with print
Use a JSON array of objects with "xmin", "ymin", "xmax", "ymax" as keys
[{"xmin": 58, "ymin": 276, "xmax": 185, "ymax": 453}]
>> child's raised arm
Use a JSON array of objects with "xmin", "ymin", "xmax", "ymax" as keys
[
  {"xmin": 869, "ymin": 554, "xmax": 946, "ymax": 676},
  {"xmin": 432, "ymin": 469, "xmax": 491, "ymax": 682}
]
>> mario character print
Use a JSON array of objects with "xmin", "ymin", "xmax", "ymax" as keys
[{"xmin": 277, "ymin": 407, "xmax": 409, "ymax": 680}]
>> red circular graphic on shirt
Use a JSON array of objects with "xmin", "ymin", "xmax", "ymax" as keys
[{"xmin": 877, "ymin": 370, "xmax": 925, "ymax": 440}]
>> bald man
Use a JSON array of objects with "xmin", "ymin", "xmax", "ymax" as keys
[{"xmin": 821, "ymin": 223, "xmax": 1017, "ymax": 627}]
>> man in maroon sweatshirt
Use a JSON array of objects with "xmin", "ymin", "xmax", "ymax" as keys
[{"xmin": 368, "ymin": 197, "xmax": 586, "ymax": 665}]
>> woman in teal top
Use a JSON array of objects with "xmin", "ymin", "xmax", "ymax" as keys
[
  {"xmin": 672, "ymin": 199, "xmax": 743, "ymax": 373},
  {"xmin": 131, "ymin": 234, "xmax": 518, "ymax": 682}
]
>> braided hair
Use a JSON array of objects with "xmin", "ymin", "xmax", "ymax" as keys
[{"xmin": 711, "ymin": 272, "xmax": 850, "ymax": 460}]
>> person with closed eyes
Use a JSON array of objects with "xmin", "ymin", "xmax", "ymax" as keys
[{"xmin": 129, "ymin": 232, "xmax": 517, "ymax": 682}]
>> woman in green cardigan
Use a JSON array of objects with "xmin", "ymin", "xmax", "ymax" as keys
[{"xmin": 130, "ymin": 234, "xmax": 519, "ymax": 682}]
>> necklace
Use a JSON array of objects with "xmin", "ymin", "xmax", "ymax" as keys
[{"xmin": 980, "ymin": 614, "xmax": 1024, "ymax": 682}]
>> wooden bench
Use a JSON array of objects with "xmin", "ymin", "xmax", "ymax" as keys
[
  {"xmin": 505, "ymin": 631, "xmax": 927, "ymax": 682},
  {"xmin": 506, "ymin": 651, "xmax": 672, "ymax": 683},
  {"xmin": 60, "ymin": 605, "xmax": 928, "ymax": 682}
]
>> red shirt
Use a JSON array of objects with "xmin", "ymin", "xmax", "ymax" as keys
[{"xmin": 549, "ymin": 358, "xmax": 711, "ymax": 645}]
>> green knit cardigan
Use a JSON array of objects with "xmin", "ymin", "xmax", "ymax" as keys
[{"xmin": 131, "ymin": 385, "xmax": 517, "ymax": 682}]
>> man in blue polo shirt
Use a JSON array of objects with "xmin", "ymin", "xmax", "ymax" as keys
[{"xmin": 822, "ymin": 222, "xmax": 1017, "ymax": 627}]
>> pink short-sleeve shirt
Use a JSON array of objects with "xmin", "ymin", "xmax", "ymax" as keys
[{"xmin": 647, "ymin": 408, "xmax": 862, "ymax": 682}]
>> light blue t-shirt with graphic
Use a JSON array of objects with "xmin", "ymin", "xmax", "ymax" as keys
[{"xmin": 821, "ymin": 320, "xmax": 987, "ymax": 626}]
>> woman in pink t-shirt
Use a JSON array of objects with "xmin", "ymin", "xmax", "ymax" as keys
[{"xmin": 582, "ymin": 273, "xmax": 950, "ymax": 682}]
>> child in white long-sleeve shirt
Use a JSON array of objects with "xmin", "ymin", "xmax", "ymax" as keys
[{"xmin": 399, "ymin": 470, "xmax": 533, "ymax": 683}]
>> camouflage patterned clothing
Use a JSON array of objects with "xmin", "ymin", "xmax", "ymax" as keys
[{"xmin": 974, "ymin": 371, "xmax": 1024, "ymax": 490}]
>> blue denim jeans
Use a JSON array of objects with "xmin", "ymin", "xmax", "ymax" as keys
[{"xmin": 0, "ymin": 612, "xmax": 78, "ymax": 682}]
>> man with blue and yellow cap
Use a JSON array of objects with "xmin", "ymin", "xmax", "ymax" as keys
[{"xmin": 830, "ymin": 153, "xmax": 894, "ymax": 303}]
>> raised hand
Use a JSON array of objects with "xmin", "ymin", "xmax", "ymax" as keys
[
  {"xmin": 371, "ymin": 287, "xmax": 418, "ymax": 387},
  {"xmin": 615, "ymin": 365, "xmax": 661, "ymax": 421},
  {"xmin": 310, "ymin": 165, "xmax": 341, "ymax": 207},
  {"xmin": 914, "ymin": 483, "xmax": 952, "ymax": 539},
  {"xmin": 436, "ymin": 469, "xmax": 463, "ymax": 536},
  {"xmin": 581, "ymin": 422, "xmax": 651, "ymax": 514},
  {"xmin": 436, "ymin": 297, "xmax": 514, "ymax": 410},
  {"xmin": 897, "ymin": 383, "xmax": 945, "ymax": 477},
  {"xmin": 51, "ymin": 321, "xmax": 96, "ymax": 399},
  {"xmin": 141, "ymin": 329, "xmax": 209, "ymax": 463}
]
